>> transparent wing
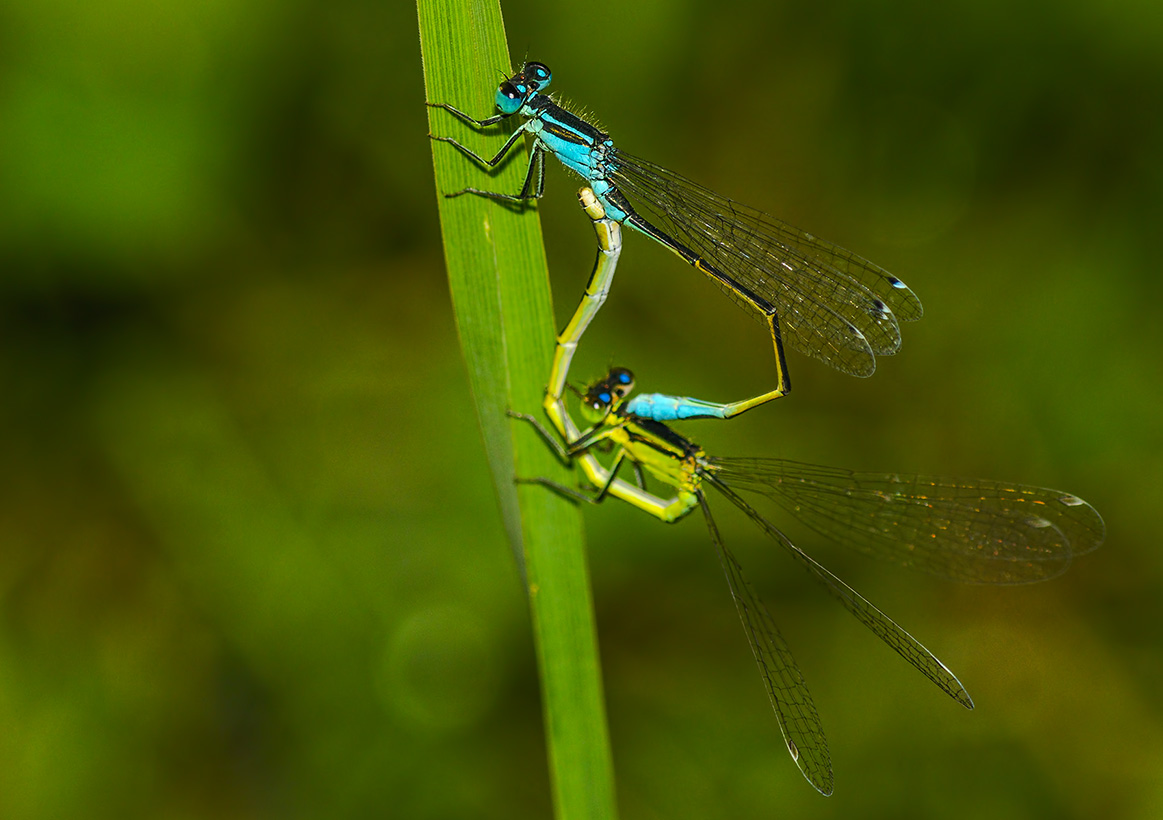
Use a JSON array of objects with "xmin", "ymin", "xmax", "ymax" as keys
[
  {"xmin": 710, "ymin": 458, "xmax": 1105, "ymax": 584},
  {"xmin": 704, "ymin": 474, "xmax": 974, "ymax": 710},
  {"xmin": 608, "ymin": 149, "xmax": 922, "ymax": 377},
  {"xmin": 698, "ymin": 493, "xmax": 833, "ymax": 796}
]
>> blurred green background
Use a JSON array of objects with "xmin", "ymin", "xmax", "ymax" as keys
[{"xmin": 2, "ymin": 0, "xmax": 1161, "ymax": 817}]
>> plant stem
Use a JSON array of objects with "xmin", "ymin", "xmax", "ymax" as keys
[{"xmin": 417, "ymin": 3, "xmax": 618, "ymax": 817}]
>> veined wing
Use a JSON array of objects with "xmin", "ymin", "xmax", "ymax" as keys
[
  {"xmin": 608, "ymin": 149, "xmax": 922, "ymax": 377},
  {"xmin": 698, "ymin": 493, "xmax": 833, "ymax": 795},
  {"xmin": 704, "ymin": 473, "xmax": 974, "ymax": 709},
  {"xmin": 710, "ymin": 458, "xmax": 1105, "ymax": 584}
]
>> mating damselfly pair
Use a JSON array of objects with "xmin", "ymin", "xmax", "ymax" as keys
[{"xmin": 428, "ymin": 61, "xmax": 1104, "ymax": 796}]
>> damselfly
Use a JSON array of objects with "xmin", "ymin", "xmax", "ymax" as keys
[
  {"xmin": 430, "ymin": 62, "xmax": 922, "ymax": 407},
  {"xmin": 511, "ymin": 367, "xmax": 1104, "ymax": 795}
]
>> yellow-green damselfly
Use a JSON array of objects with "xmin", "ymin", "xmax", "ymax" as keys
[{"xmin": 512, "ymin": 367, "xmax": 1104, "ymax": 795}]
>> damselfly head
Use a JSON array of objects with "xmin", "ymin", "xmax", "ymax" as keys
[
  {"xmin": 580, "ymin": 367, "xmax": 634, "ymax": 422},
  {"xmin": 495, "ymin": 62, "xmax": 552, "ymax": 115}
]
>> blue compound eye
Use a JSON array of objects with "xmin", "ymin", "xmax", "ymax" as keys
[
  {"xmin": 495, "ymin": 82, "xmax": 523, "ymax": 114},
  {"xmin": 606, "ymin": 367, "xmax": 635, "ymax": 397},
  {"xmin": 580, "ymin": 378, "xmax": 616, "ymax": 422},
  {"xmin": 525, "ymin": 62, "xmax": 552, "ymax": 89}
]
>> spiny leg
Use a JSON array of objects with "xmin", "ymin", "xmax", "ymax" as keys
[
  {"xmin": 429, "ymin": 122, "xmax": 545, "ymax": 202},
  {"xmin": 507, "ymin": 410, "xmax": 571, "ymax": 465},
  {"xmin": 515, "ymin": 449, "xmax": 629, "ymax": 505},
  {"xmin": 425, "ymin": 101, "xmax": 509, "ymax": 128}
]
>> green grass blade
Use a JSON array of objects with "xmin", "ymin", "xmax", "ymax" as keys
[{"xmin": 416, "ymin": 3, "xmax": 618, "ymax": 818}]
